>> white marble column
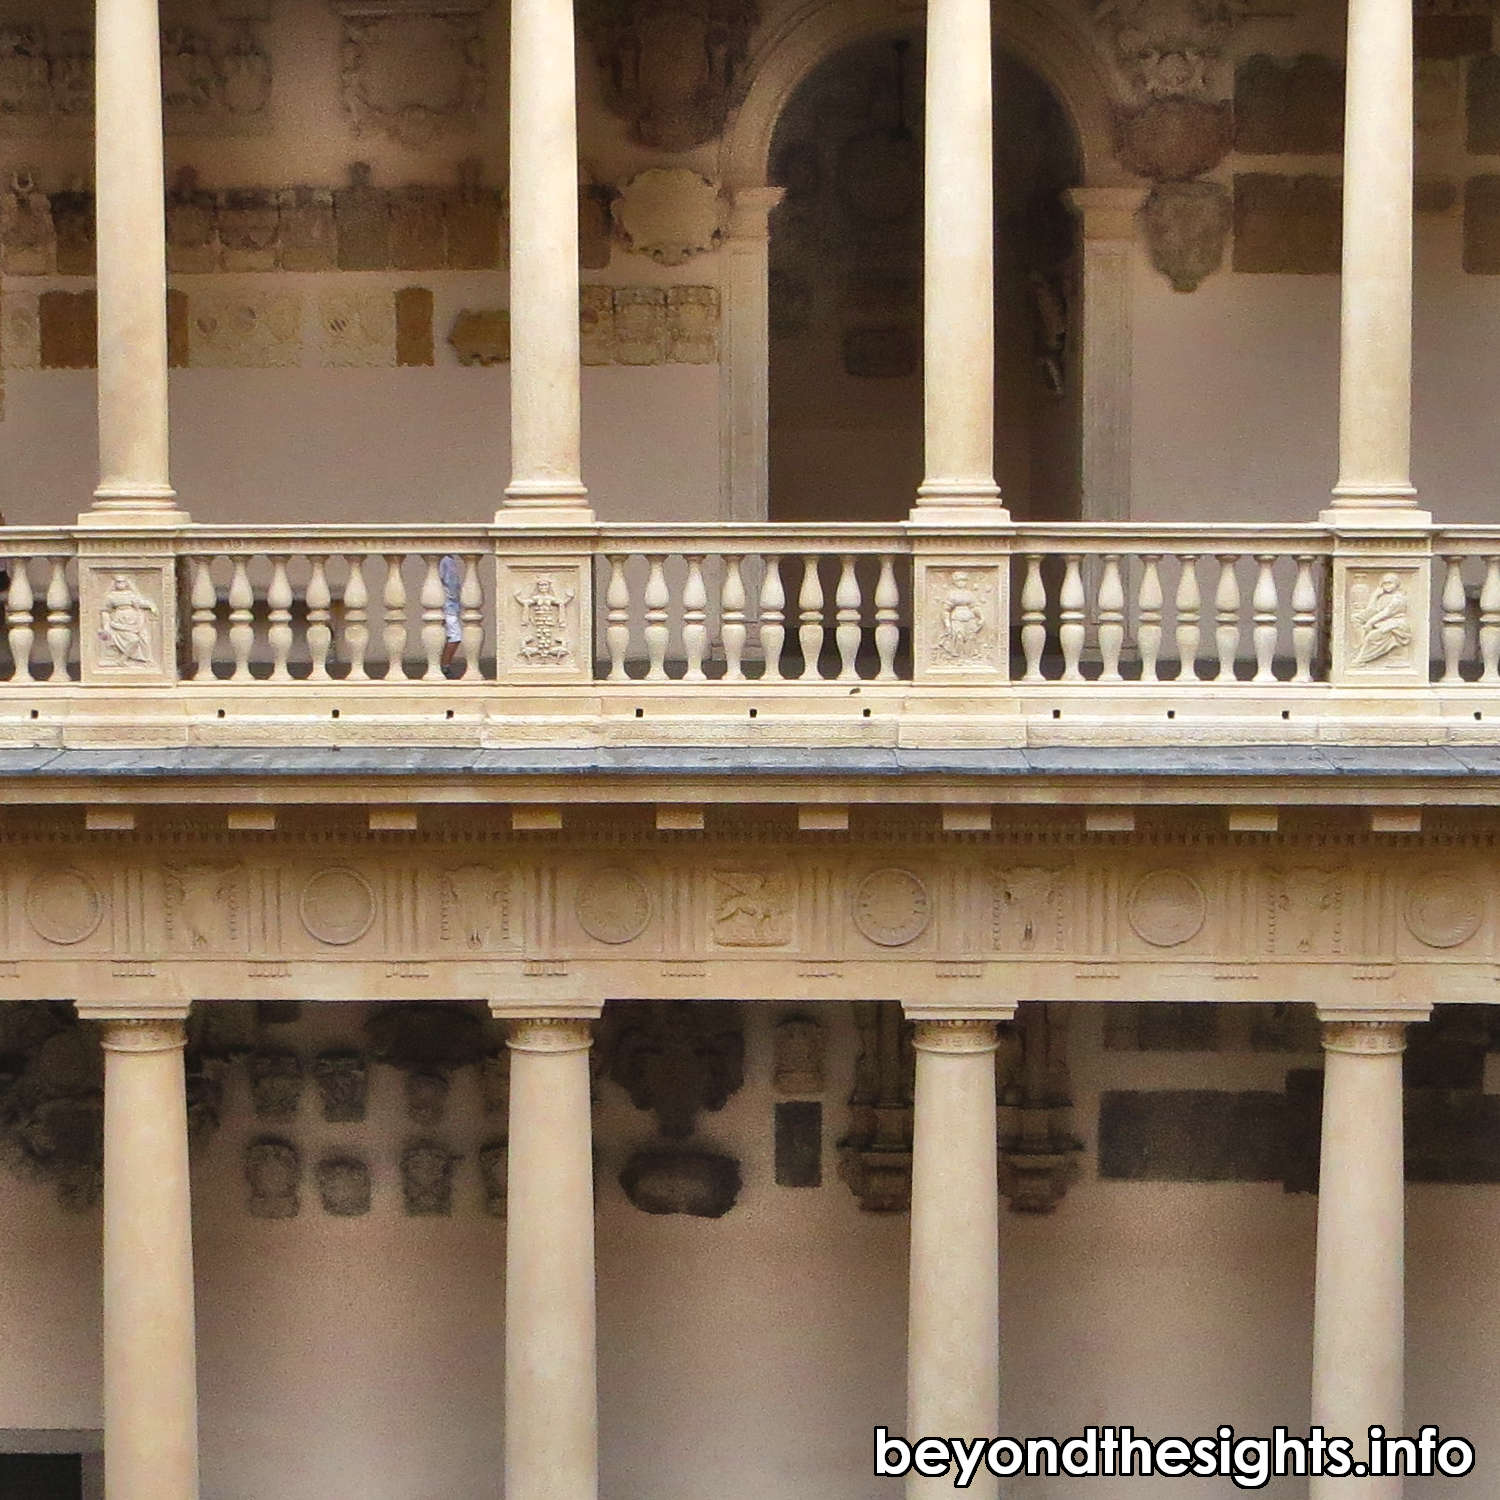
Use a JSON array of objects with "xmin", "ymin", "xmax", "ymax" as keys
[
  {"xmin": 1066, "ymin": 188, "xmax": 1144, "ymax": 523},
  {"xmin": 1310, "ymin": 1016, "xmax": 1408, "ymax": 1500},
  {"xmin": 503, "ymin": 1016, "xmax": 599, "ymax": 1500},
  {"xmin": 915, "ymin": 0, "xmax": 1005, "ymax": 520},
  {"xmin": 1327, "ymin": 0, "xmax": 1418, "ymax": 519},
  {"xmin": 89, "ymin": 0, "xmax": 182, "ymax": 523},
  {"xmin": 905, "ymin": 1017, "xmax": 1002, "ymax": 1499},
  {"xmin": 502, "ymin": 0, "xmax": 590, "ymax": 519},
  {"xmin": 719, "ymin": 186, "xmax": 785, "ymax": 522},
  {"xmin": 89, "ymin": 1014, "xmax": 200, "ymax": 1500}
]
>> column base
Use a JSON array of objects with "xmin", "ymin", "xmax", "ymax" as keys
[
  {"xmin": 497, "ymin": 482, "xmax": 594, "ymax": 527},
  {"xmin": 911, "ymin": 483, "xmax": 1010, "ymax": 527},
  {"xmin": 1323, "ymin": 487, "xmax": 1429, "ymax": 530},
  {"xmin": 82, "ymin": 488, "xmax": 189, "ymax": 528}
]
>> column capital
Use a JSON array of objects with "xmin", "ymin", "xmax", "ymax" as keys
[
  {"xmin": 1066, "ymin": 186, "xmax": 1146, "ymax": 241},
  {"xmin": 93, "ymin": 1017, "xmax": 189, "ymax": 1053},
  {"xmin": 909, "ymin": 1017, "xmax": 1001, "ymax": 1055},
  {"xmin": 1318, "ymin": 1018, "xmax": 1409, "ymax": 1056},
  {"xmin": 76, "ymin": 1000, "xmax": 192, "ymax": 1025},
  {"xmin": 493, "ymin": 1007, "xmax": 601, "ymax": 1053}
]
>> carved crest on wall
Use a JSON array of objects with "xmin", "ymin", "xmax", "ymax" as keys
[
  {"xmin": 993, "ymin": 866, "xmax": 1067, "ymax": 952},
  {"xmin": 164, "ymin": 862, "xmax": 242, "ymax": 951},
  {"xmin": 604, "ymin": 999, "xmax": 744, "ymax": 1138},
  {"xmin": 332, "ymin": 0, "xmax": 491, "ymax": 149},
  {"xmin": 612, "ymin": 168, "xmax": 722, "ymax": 265},
  {"xmin": 582, "ymin": 0, "xmax": 757, "ymax": 152},
  {"xmin": 440, "ymin": 864, "xmax": 511, "ymax": 950}
]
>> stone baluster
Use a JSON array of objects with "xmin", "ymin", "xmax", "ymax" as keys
[
  {"xmin": 1136, "ymin": 554, "xmax": 1163, "ymax": 684},
  {"xmin": 1097, "ymin": 554, "xmax": 1125, "ymax": 682},
  {"xmin": 682, "ymin": 556, "xmax": 709, "ymax": 682},
  {"xmin": 605, "ymin": 557, "xmax": 632, "ymax": 681},
  {"xmin": 1251, "ymin": 555, "xmax": 1279, "ymax": 683},
  {"xmin": 721, "ymin": 556, "xmax": 748, "ymax": 682},
  {"xmin": 644, "ymin": 558, "xmax": 670, "ymax": 680},
  {"xmin": 342, "ymin": 557, "xmax": 370, "ymax": 682},
  {"xmin": 1019, "ymin": 555, "xmax": 1046, "ymax": 682},
  {"xmin": 759, "ymin": 556, "xmax": 786, "ymax": 681},
  {"xmin": 1058, "ymin": 555, "xmax": 1085, "ymax": 682},
  {"xmin": 1214, "ymin": 555, "xmax": 1242, "ymax": 683},
  {"xmin": 874, "ymin": 556, "xmax": 900, "ymax": 681},
  {"xmin": 798, "ymin": 557, "xmax": 826, "ymax": 679},
  {"xmin": 1174, "ymin": 555, "xmax": 1202, "ymax": 682},
  {"xmin": 498, "ymin": 1013, "xmax": 601, "ymax": 1500},
  {"xmin": 835, "ymin": 556, "xmax": 862, "ymax": 681},
  {"xmin": 1439, "ymin": 557, "xmax": 1466, "ymax": 684},
  {"xmin": 1292, "ymin": 555, "xmax": 1318, "ymax": 684}
]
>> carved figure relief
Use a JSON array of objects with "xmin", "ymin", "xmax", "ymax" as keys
[
  {"xmin": 334, "ymin": 0, "xmax": 491, "ymax": 149},
  {"xmin": 619, "ymin": 1147, "xmax": 741, "ymax": 1216},
  {"xmin": 1141, "ymin": 180, "xmax": 1231, "ymax": 293},
  {"xmin": 248, "ymin": 1048, "xmax": 304, "ymax": 1118},
  {"xmin": 478, "ymin": 1138, "xmax": 507, "ymax": 1215},
  {"xmin": 1, "ymin": 169, "xmax": 53, "ymax": 274},
  {"xmin": 934, "ymin": 571, "xmax": 989, "ymax": 663},
  {"xmin": 514, "ymin": 576, "xmax": 575, "ymax": 664},
  {"xmin": 317, "ymin": 1154, "xmax": 371, "ymax": 1216},
  {"xmin": 575, "ymin": 867, "xmax": 653, "ymax": 945},
  {"xmin": 605, "ymin": 999, "xmax": 744, "ymax": 1138},
  {"xmin": 773, "ymin": 1015, "xmax": 826, "ymax": 1095},
  {"xmin": 163, "ymin": 862, "xmax": 241, "ymax": 951},
  {"xmin": 96, "ymin": 572, "xmax": 161, "ymax": 670},
  {"xmin": 312, "ymin": 1049, "xmax": 369, "ymax": 1122},
  {"xmin": 1, "ymin": 289, "xmax": 40, "ymax": 369},
  {"xmin": 1267, "ymin": 868, "xmax": 1343, "ymax": 955},
  {"xmin": 299, "ymin": 867, "xmax": 377, "ymax": 946},
  {"xmin": 401, "ymin": 1139, "xmax": 459, "ymax": 1214},
  {"xmin": 583, "ymin": 0, "xmax": 757, "ymax": 151},
  {"xmin": 440, "ymin": 864, "xmax": 510, "ymax": 949},
  {"xmin": 711, "ymin": 867, "xmax": 793, "ymax": 946},
  {"xmin": 1126, "ymin": 869, "xmax": 1207, "ymax": 947},
  {"xmin": 852, "ymin": 868, "xmax": 932, "ymax": 947},
  {"xmin": 612, "ymin": 168, "xmax": 722, "ymax": 265},
  {"xmin": 1348, "ymin": 571, "xmax": 1414, "ymax": 669},
  {"xmin": 1404, "ymin": 870, "xmax": 1484, "ymax": 949},
  {"xmin": 244, "ymin": 1137, "xmax": 300, "ymax": 1218},
  {"xmin": 25, "ymin": 869, "xmax": 104, "ymax": 945},
  {"xmin": 0, "ymin": 27, "xmax": 50, "ymax": 118},
  {"xmin": 993, "ymin": 866, "xmax": 1066, "ymax": 952},
  {"xmin": 0, "ymin": 1016, "xmax": 104, "ymax": 1211}
]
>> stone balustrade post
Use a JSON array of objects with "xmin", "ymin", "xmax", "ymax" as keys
[
  {"xmin": 495, "ymin": 1008, "xmax": 602, "ymax": 1500},
  {"xmin": 75, "ymin": 1005, "xmax": 200, "ymax": 1500},
  {"xmin": 903, "ymin": 1010, "xmax": 1011, "ymax": 1499},
  {"xmin": 1310, "ymin": 1010, "xmax": 1424, "ymax": 1500}
]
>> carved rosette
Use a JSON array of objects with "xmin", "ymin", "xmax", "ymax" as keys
[
  {"xmin": 1320, "ymin": 1020, "xmax": 1408, "ymax": 1056},
  {"xmin": 1404, "ymin": 871, "xmax": 1484, "ymax": 949}
]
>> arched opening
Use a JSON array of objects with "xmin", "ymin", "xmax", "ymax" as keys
[{"xmin": 765, "ymin": 32, "xmax": 1083, "ymax": 522}]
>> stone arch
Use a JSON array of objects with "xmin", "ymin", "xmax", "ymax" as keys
[{"xmin": 719, "ymin": 0, "xmax": 1128, "ymax": 194}]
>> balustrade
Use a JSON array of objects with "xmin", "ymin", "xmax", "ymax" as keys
[{"xmin": 7, "ymin": 521, "xmax": 1500, "ymax": 715}]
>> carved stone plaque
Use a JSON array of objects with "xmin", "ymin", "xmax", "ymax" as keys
[
  {"xmin": 575, "ymin": 868, "xmax": 652, "ymax": 945},
  {"xmin": 299, "ymin": 867, "xmax": 376, "ymax": 946},
  {"xmin": 1127, "ymin": 869, "xmax": 1207, "ymax": 948},
  {"xmin": 79, "ymin": 561, "xmax": 175, "ymax": 684},
  {"xmin": 1404, "ymin": 870, "xmax": 1483, "ymax": 949},
  {"xmin": 494, "ymin": 560, "xmax": 590, "ymax": 684},
  {"xmin": 852, "ymin": 868, "xmax": 931, "ymax": 947},
  {"xmin": 711, "ymin": 868, "xmax": 794, "ymax": 947},
  {"xmin": 1330, "ymin": 555, "xmax": 1430, "ymax": 688},
  {"xmin": 25, "ymin": 869, "xmax": 103, "ymax": 945},
  {"xmin": 913, "ymin": 560, "xmax": 1008, "ymax": 682}
]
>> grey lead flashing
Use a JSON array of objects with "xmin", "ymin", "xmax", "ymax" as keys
[{"xmin": 0, "ymin": 744, "xmax": 1497, "ymax": 779}]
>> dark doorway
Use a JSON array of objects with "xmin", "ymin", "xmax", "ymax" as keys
[{"xmin": 0, "ymin": 1454, "xmax": 84, "ymax": 1500}]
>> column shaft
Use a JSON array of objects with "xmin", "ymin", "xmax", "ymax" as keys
[
  {"xmin": 1330, "ymin": 0, "xmax": 1415, "ymax": 510},
  {"xmin": 907, "ymin": 1018, "xmax": 1000, "ymax": 1499},
  {"xmin": 505, "ymin": 1018, "xmax": 598, "ymax": 1500},
  {"xmin": 1310, "ymin": 1019, "xmax": 1406, "ymax": 1500},
  {"xmin": 504, "ymin": 0, "xmax": 589, "ymax": 514},
  {"xmin": 916, "ymin": 0, "xmax": 1003, "ymax": 516},
  {"xmin": 99, "ymin": 1018, "xmax": 199, "ymax": 1500},
  {"xmin": 92, "ymin": 0, "xmax": 176, "ymax": 516}
]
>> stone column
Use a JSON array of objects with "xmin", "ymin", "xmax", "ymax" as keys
[
  {"xmin": 503, "ymin": 0, "xmax": 591, "ymax": 520},
  {"xmin": 915, "ymin": 0, "xmax": 1006, "ymax": 520},
  {"xmin": 502, "ymin": 1015, "xmax": 599, "ymax": 1500},
  {"xmin": 88, "ymin": 1013, "xmax": 199, "ymax": 1500},
  {"xmin": 89, "ymin": 0, "xmax": 182, "ymax": 523},
  {"xmin": 1066, "ymin": 188, "xmax": 1144, "ymax": 523},
  {"xmin": 1327, "ymin": 0, "xmax": 1418, "ymax": 518},
  {"xmin": 719, "ymin": 186, "xmax": 785, "ymax": 522},
  {"xmin": 1310, "ymin": 1016, "xmax": 1409, "ymax": 1500},
  {"xmin": 905, "ymin": 1016, "xmax": 1003, "ymax": 1499}
]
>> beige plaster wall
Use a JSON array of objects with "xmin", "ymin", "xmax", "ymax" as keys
[{"xmin": 0, "ymin": 1002, "xmax": 1493, "ymax": 1498}]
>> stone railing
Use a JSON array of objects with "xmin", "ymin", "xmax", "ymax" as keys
[{"xmin": 0, "ymin": 519, "xmax": 1488, "ymax": 742}]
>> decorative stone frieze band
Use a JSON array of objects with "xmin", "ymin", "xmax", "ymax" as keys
[
  {"xmin": 1319, "ymin": 1019, "xmax": 1409, "ymax": 1055},
  {"xmin": 910, "ymin": 1018, "xmax": 999, "ymax": 1055}
]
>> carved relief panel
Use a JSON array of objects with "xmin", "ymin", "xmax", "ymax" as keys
[
  {"xmin": 1329, "ymin": 551, "xmax": 1431, "ymax": 689},
  {"xmin": 79, "ymin": 558, "xmax": 177, "ymax": 686},
  {"xmin": 494, "ymin": 559, "xmax": 591, "ymax": 684},
  {"xmin": 912, "ymin": 560, "xmax": 1008, "ymax": 682}
]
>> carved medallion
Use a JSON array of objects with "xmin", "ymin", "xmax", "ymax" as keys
[
  {"xmin": 853, "ymin": 868, "xmax": 931, "ymax": 947},
  {"xmin": 25, "ymin": 870, "xmax": 103, "ymax": 945},
  {"xmin": 712, "ymin": 867, "xmax": 794, "ymax": 946},
  {"xmin": 1404, "ymin": 871, "xmax": 1483, "ymax": 949},
  {"xmin": 576, "ymin": 867, "xmax": 652, "ymax": 944},
  {"xmin": 1127, "ymin": 869, "xmax": 1207, "ymax": 947},
  {"xmin": 299, "ymin": 867, "xmax": 376, "ymax": 946}
]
